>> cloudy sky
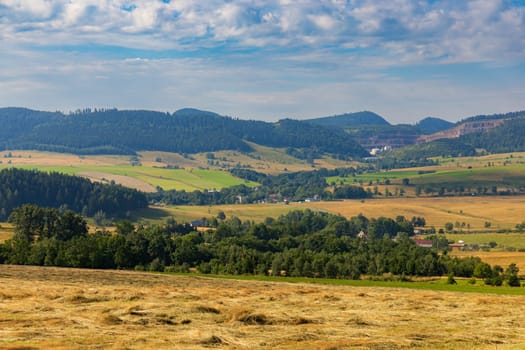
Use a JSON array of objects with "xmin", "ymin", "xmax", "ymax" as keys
[{"xmin": 1, "ymin": 0, "xmax": 524, "ymax": 123}]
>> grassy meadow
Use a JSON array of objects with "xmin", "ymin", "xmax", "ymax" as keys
[{"xmin": 1, "ymin": 265, "xmax": 524, "ymax": 350}]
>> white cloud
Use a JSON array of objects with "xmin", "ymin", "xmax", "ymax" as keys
[
  {"xmin": 0, "ymin": 0, "xmax": 523, "ymax": 64},
  {"xmin": 1, "ymin": 1, "xmax": 524, "ymax": 122}
]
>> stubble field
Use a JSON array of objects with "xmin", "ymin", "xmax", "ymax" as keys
[
  {"xmin": 0, "ymin": 265, "xmax": 525, "ymax": 349},
  {"xmin": 1, "ymin": 265, "xmax": 525, "ymax": 350},
  {"xmin": 147, "ymin": 196, "xmax": 525, "ymax": 232}
]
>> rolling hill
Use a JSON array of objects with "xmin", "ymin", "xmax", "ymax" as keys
[
  {"xmin": 305, "ymin": 111, "xmax": 390, "ymax": 128},
  {"xmin": 417, "ymin": 117, "xmax": 454, "ymax": 134},
  {"xmin": 0, "ymin": 107, "xmax": 368, "ymax": 158}
]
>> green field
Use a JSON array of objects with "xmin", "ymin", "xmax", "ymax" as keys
[
  {"xmin": 327, "ymin": 164, "xmax": 525, "ymax": 199},
  {"xmin": 0, "ymin": 164, "xmax": 258, "ymax": 192},
  {"xmin": 327, "ymin": 170, "xmax": 421, "ymax": 185},
  {"xmin": 445, "ymin": 233, "xmax": 525, "ymax": 249},
  {"xmin": 410, "ymin": 165, "xmax": 525, "ymax": 186}
]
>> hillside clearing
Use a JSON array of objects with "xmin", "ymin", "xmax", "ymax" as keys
[{"xmin": 0, "ymin": 265, "xmax": 524, "ymax": 349}]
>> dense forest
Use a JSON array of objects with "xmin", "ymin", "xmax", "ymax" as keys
[
  {"xmin": 458, "ymin": 110, "xmax": 525, "ymax": 124},
  {"xmin": 0, "ymin": 168, "xmax": 148, "ymax": 220},
  {"xmin": 0, "ymin": 107, "xmax": 368, "ymax": 158},
  {"xmin": 0, "ymin": 205, "xmax": 519, "ymax": 286},
  {"xmin": 460, "ymin": 117, "xmax": 525, "ymax": 153}
]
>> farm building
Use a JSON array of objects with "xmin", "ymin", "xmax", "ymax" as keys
[{"xmin": 412, "ymin": 238, "xmax": 433, "ymax": 248}]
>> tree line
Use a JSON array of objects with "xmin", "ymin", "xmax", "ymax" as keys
[
  {"xmin": 0, "ymin": 205, "xmax": 520, "ymax": 285},
  {"xmin": 0, "ymin": 168, "xmax": 148, "ymax": 221}
]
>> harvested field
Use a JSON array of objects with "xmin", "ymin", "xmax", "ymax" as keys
[
  {"xmin": 0, "ymin": 224, "xmax": 14, "ymax": 243},
  {"xmin": 450, "ymin": 250, "xmax": 525, "ymax": 271},
  {"xmin": 1, "ymin": 265, "xmax": 525, "ymax": 349},
  {"xmin": 77, "ymin": 171, "xmax": 157, "ymax": 192},
  {"xmin": 149, "ymin": 196, "xmax": 525, "ymax": 231}
]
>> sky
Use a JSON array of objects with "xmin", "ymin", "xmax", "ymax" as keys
[{"xmin": 1, "ymin": 0, "xmax": 524, "ymax": 124}]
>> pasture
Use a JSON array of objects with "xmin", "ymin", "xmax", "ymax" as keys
[
  {"xmin": 445, "ymin": 233, "xmax": 525, "ymax": 250},
  {"xmin": 1, "ymin": 265, "xmax": 524, "ymax": 349}
]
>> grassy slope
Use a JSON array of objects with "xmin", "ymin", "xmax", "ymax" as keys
[
  {"xmin": 0, "ymin": 148, "xmax": 354, "ymax": 191},
  {"xmin": 328, "ymin": 152, "xmax": 525, "ymax": 188},
  {"xmin": 1, "ymin": 265, "xmax": 524, "ymax": 349},
  {"xmin": 0, "ymin": 163, "xmax": 258, "ymax": 192}
]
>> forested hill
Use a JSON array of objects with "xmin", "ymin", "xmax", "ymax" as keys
[
  {"xmin": 416, "ymin": 117, "xmax": 454, "ymax": 134},
  {"xmin": 458, "ymin": 110, "xmax": 525, "ymax": 124},
  {"xmin": 305, "ymin": 111, "xmax": 390, "ymax": 128},
  {"xmin": 0, "ymin": 107, "xmax": 368, "ymax": 158},
  {"xmin": 0, "ymin": 168, "xmax": 148, "ymax": 221},
  {"xmin": 460, "ymin": 117, "xmax": 525, "ymax": 153},
  {"xmin": 385, "ymin": 117, "xmax": 525, "ymax": 161}
]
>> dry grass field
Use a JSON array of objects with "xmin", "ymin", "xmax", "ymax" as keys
[
  {"xmin": 450, "ymin": 250, "xmax": 525, "ymax": 271},
  {"xmin": 0, "ymin": 151, "xmax": 131, "ymax": 167},
  {"xmin": 150, "ymin": 196, "xmax": 525, "ymax": 232},
  {"xmin": 0, "ymin": 224, "xmax": 14, "ymax": 243},
  {"xmin": 1, "ymin": 265, "xmax": 525, "ymax": 350},
  {"xmin": 0, "ymin": 148, "xmax": 354, "ymax": 177}
]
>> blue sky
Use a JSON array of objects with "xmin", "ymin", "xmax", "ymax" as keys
[{"xmin": 1, "ymin": 0, "xmax": 524, "ymax": 123}]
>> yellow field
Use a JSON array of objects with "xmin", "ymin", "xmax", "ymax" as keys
[
  {"xmin": 0, "ymin": 150, "xmax": 131, "ymax": 167},
  {"xmin": 0, "ymin": 265, "xmax": 524, "ymax": 350},
  {"xmin": 0, "ymin": 148, "xmax": 354, "ymax": 176},
  {"xmin": 149, "ymin": 196, "xmax": 525, "ymax": 232},
  {"xmin": 0, "ymin": 224, "xmax": 14, "ymax": 243},
  {"xmin": 450, "ymin": 250, "xmax": 525, "ymax": 271}
]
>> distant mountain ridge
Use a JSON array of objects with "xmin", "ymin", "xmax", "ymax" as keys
[
  {"xmin": 416, "ymin": 117, "xmax": 454, "ymax": 134},
  {"xmin": 305, "ymin": 111, "xmax": 390, "ymax": 128},
  {"xmin": 0, "ymin": 107, "xmax": 369, "ymax": 158},
  {"xmin": 1, "ymin": 106, "xmax": 524, "ymax": 160}
]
